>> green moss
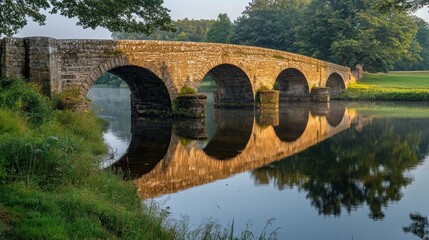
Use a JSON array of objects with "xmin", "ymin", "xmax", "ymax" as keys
[
  {"xmin": 179, "ymin": 85, "xmax": 197, "ymax": 95},
  {"xmin": 272, "ymin": 54, "xmax": 286, "ymax": 60},
  {"xmin": 103, "ymin": 49, "xmax": 124, "ymax": 57}
]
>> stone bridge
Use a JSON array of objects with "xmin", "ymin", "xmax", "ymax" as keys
[
  {"xmin": 1, "ymin": 37, "xmax": 355, "ymax": 116},
  {"xmin": 110, "ymin": 103, "xmax": 371, "ymax": 198}
]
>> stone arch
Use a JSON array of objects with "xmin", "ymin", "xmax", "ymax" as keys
[
  {"xmin": 203, "ymin": 64, "xmax": 254, "ymax": 108},
  {"xmin": 85, "ymin": 58, "xmax": 173, "ymax": 117},
  {"xmin": 326, "ymin": 103, "xmax": 346, "ymax": 128},
  {"xmin": 203, "ymin": 109, "xmax": 254, "ymax": 160},
  {"xmin": 274, "ymin": 103, "xmax": 310, "ymax": 142},
  {"xmin": 276, "ymin": 68, "xmax": 310, "ymax": 102},
  {"xmin": 326, "ymin": 72, "xmax": 346, "ymax": 96}
]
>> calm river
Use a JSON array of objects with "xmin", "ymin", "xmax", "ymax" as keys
[{"xmin": 88, "ymin": 87, "xmax": 429, "ymax": 240}]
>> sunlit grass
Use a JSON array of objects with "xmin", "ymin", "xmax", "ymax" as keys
[{"xmin": 334, "ymin": 71, "xmax": 429, "ymax": 101}]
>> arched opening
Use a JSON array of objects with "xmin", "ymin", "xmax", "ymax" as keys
[
  {"xmin": 203, "ymin": 109, "xmax": 254, "ymax": 160},
  {"xmin": 87, "ymin": 65, "xmax": 173, "ymax": 178},
  {"xmin": 112, "ymin": 117, "xmax": 172, "ymax": 179},
  {"xmin": 275, "ymin": 68, "xmax": 310, "ymax": 102},
  {"xmin": 326, "ymin": 103, "xmax": 346, "ymax": 128},
  {"xmin": 326, "ymin": 73, "xmax": 346, "ymax": 96},
  {"xmin": 274, "ymin": 103, "xmax": 310, "ymax": 142},
  {"xmin": 109, "ymin": 66, "xmax": 172, "ymax": 117},
  {"xmin": 202, "ymin": 64, "xmax": 254, "ymax": 108}
]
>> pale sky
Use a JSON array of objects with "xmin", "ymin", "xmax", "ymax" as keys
[{"xmin": 12, "ymin": 1, "xmax": 429, "ymax": 39}]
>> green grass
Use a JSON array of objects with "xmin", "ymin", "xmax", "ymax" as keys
[
  {"xmin": 0, "ymin": 77, "xmax": 176, "ymax": 239},
  {"xmin": 334, "ymin": 71, "xmax": 429, "ymax": 101},
  {"xmin": 0, "ymin": 77, "xmax": 279, "ymax": 240}
]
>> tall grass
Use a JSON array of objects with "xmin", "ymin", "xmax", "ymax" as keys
[{"xmin": 0, "ymin": 77, "xmax": 176, "ymax": 239}]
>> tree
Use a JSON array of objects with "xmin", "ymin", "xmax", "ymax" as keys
[
  {"xmin": 204, "ymin": 13, "xmax": 232, "ymax": 43},
  {"xmin": 378, "ymin": 0, "xmax": 429, "ymax": 11},
  {"xmin": 395, "ymin": 17, "xmax": 429, "ymax": 70},
  {"xmin": 0, "ymin": 0, "xmax": 173, "ymax": 36},
  {"xmin": 230, "ymin": 0, "xmax": 309, "ymax": 52},
  {"xmin": 112, "ymin": 18, "xmax": 215, "ymax": 42},
  {"xmin": 295, "ymin": 0, "xmax": 421, "ymax": 72}
]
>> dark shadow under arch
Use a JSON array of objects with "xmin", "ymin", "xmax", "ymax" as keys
[
  {"xmin": 112, "ymin": 117, "xmax": 172, "ymax": 179},
  {"xmin": 205, "ymin": 64, "xmax": 254, "ymax": 108},
  {"xmin": 326, "ymin": 73, "xmax": 346, "ymax": 96},
  {"xmin": 326, "ymin": 103, "xmax": 346, "ymax": 128},
  {"xmin": 108, "ymin": 66, "xmax": 172, "ymax": 117},
  {"xmin": 276, "ymin": 68, "xmax": 310, "ymax": 102},
  {"xmin": 274, "ymin": 103, "xmax": 310, "ymax": 142},
  {"xmin": 203, "ymin": 109, "xmax": 254, "ymax": 160}
]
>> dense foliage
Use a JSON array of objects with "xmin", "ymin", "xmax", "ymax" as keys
[
  {"xmin": 112, "ymin": 18, "xmax": 216, "ymax": 42},
  {"xmin": 113, "ymin": 0, "xmax": 429, "ymax": 72},
  {"xmin": 0, "ymin": 0, "xmax": 173, "ymax": 36}
]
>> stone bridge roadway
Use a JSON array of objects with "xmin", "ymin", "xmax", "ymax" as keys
[
  {"xmin": 111, "ymin": 104, "xmax": 370, "ymax": 199},
  {"xmin": 1, "ymin": 37, "xmax": 355, "ymax": 115}
]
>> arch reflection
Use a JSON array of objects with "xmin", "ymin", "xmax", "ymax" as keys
[
  {"xmin": 327, "ymin": 103, "xmax": 346, "ymax": 127},
  {"xmin": 112, "ymin": 117, "xmax": 172, "ymax": 179},
  {"xmin": 274, "ymin": 103, "xmax": 310, "ymax": 142},
  {"xmin": 203, "ymin": 109, "xmax": 254, "ymax": 160}
]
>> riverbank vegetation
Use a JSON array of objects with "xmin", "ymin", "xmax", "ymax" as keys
[
  {"xmin": 334, "ymin": 71, "xmax": 429, "ymax": 101},
  {"xmin": 0, "ymin": 77, "xmax": 177, "ymax": 239}
]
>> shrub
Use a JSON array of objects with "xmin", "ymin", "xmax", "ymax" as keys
[{"xmin": 0, "ymin": 77, "xmax": 52, "ymax": 125}]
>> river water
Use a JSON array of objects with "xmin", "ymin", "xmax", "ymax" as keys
[{"xmin": 88, "ymin": 87, "xmax": 429, "ymax": 240}]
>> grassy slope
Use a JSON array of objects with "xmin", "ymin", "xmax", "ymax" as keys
[
  {"xmin": 334, "ymin": 71, "xmax": 429, "ymax": 101},
  {"xmin": 0, "ymin": 78, "xmax": 175, "ymax": 239}
]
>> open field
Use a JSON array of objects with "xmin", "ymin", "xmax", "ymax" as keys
[{"xmin": 334, "ymin": 71, "xmax": 429, "ymax": 101}]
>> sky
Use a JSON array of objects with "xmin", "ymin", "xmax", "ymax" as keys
[{"xmin": 12, "ymin": 1, "xmax": 429, "ymax": 39}]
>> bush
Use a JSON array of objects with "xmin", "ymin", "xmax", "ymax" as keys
[
  {"xmin": 0, "ymin": 77, "xmax": 52, "ymax": 125},
  {"xmin": 0, "ymin": 109, "xmax": 27, "ymax": 135}
]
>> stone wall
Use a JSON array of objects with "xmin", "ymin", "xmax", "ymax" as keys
[{"xmin": 0, "ymin": 38, "xmax": 26, "ymax": 78}]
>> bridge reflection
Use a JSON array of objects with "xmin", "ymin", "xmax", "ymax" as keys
[{"xmin": 111, "ymin": 103, "xmax": 367, "ymax": 198}]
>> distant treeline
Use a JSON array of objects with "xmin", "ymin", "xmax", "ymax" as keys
[{"xmin": 113, "ymin": 0, "xmax": 429, "ymax": 72}]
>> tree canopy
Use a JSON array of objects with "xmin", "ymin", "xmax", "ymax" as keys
[
  {"xmin": 0, "ymin": 0, "xmax": 174, "ymax": 36},
  {"xmin": 112, "ymin": 18, "xmax": 215, "ymax": 42},
  {"xmin": 205, "ymin": 13, "xmax": 232, "ymax": 43},
  {"xmin": 111, "ymin": 0, "xmax": 429, "ymax": 72}
]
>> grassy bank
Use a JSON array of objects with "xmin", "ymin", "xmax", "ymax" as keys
[
  {"xmin": 334, "ymin": 71, "xmax": 429, "ymax": 101},
  {"xmin": 0, "ymin": 77, "xmax": 176, "ymax": 239},
  {"xmin": 0, "ymin": 77, "xmax": 278, "ymax": 240}
]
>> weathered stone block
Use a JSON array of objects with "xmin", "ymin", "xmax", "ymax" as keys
[
  {"xmin": 311, "ymin": 87, "xmax": 330, "ymax": 102},
  {"xmin": 256, "ymin": 90, "xmax": 279, "ymax": 110},
  {"xmin": 173, "ymin": 94, "xmax": 207, "ymax": 118}
]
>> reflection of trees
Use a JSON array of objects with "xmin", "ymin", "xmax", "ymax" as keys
[
  {"xmin": 252, "ymin": 119, "xmax": 429, "ymax": 220},
  {"xmin": 403, "ymin": 213, "xmax": 429, "ymax": 240},
  {"xmin": 88, "ymin": 87, "xmax": 132, "ymax": 142}
]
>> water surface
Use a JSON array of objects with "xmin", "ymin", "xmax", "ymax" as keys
[{"xmin": 89, "ymin": 87, "xmax": 429, "ymax": 240}]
